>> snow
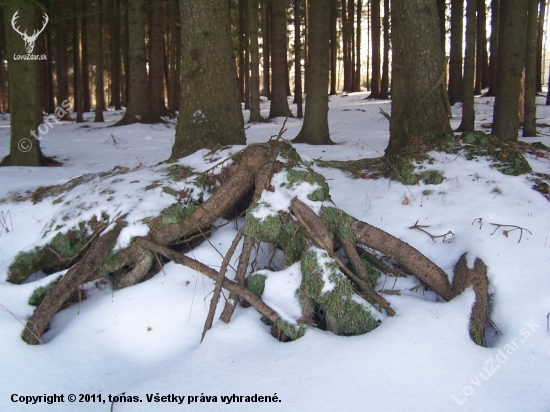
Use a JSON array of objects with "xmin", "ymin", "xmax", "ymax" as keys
[{"xmin": 1, "ymin": 93, "xmax": 550, "ymax": 411}]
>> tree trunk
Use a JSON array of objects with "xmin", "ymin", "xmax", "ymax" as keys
[
  {"xmin": 523, "ymin": 0, "xmax": 539, "ymax": 137},
  {"xmin": 293, "ymin": 0, "xmax": 334, "ymax": 144},
  {"xmin": 268, "ymin": 0, "xmax": 291, "ymax": 118},
  {"xmin": 475, "ymin": 0, "xmax": 488, "ymax": 94},
  {"xmin": 386, "ymin": 0, "xmax": 452, "ymax": 156},
  {"xmin": 249, "ymin": 0, "xmax": 265, "ymax": 122},
  {"xmin": 370, "ymin": 0, "xmax": 380, "ymax": 96},
  {"xmin": 492, "ymin": 0, "xmax": 528, "ymax": 141},
  {"xmin": 245, "ymin": 2, "xmax": 251, "ymax": 110},
  {"xmin": 457, "ymin": 0, "xmax": 477, "ymax": 132},
  {"xmin": 110, "ymin": 0, "xmax": 122, "ymax": 110},
  {"xmin": 380, "ymin": 0, "xmax": 389, "ymax": 99},
  {"xmin": 437, "ymin": 0, "xmax": 446, "ymax": 54},
  {"xmin": 294, "ymin": 0, "xmax": 303, "ymax": 118},
  {"xmin": 348, "ymin": 0, "xmax": 356, "ymax": 91},
  {"xmin": 261, "ymin": 1, "xmax": 271, "ymax": 98},
  {"xmin": 115, "ymin": 0, "xmax": 161, "ymax": 125},
  {"xmin": 81, "ymin": 3, "xmax": 91, "ymax": 113},
  {"xmin": 2, "ymin": 4, "xmax": 43, "ymax": 166},
  {"xmin": 172, "ymin": 0, "xmax": 246, "ymax": 158},
  {"xmin": 148, "ymin": 0, "xmax": 169, "ymax": 117},
  {"xmin": 330, "ymin": 0, "xmax": 337, "ymax": 94},
  {"xmin": 94, "ymin": 0, "xmax": 105, "ymax": 122},
  {"xmin": 353, "ymin": 0, "xmax": 362, "ymax": 92},
  {"xmin": 74, "ymin": 1, "xmax": 84, "ymax": 123},
  {"xmin": 486, "ymin": 0, "xmax": 499, "ymax": 96},
  {"xmin": 121, "ymin": 0, "xmax": 129, "ymax": 108},
  {"xmin": 342, "ymin": 0, "xmax": 350, "ymax": 91},
  {"xmin": 239, "ymin": 0, "xmax": 246, "ymax": 103},
  {"xmin": 168, "ymin": 0, "xmax": 181, "ymax": 113},
  {"xmin": 449, "ymin": 0, "xmax": 464, "ymax": 104},
  {"xmin": 536, "ymin": 0, "xmax": 546, "ymax": 92}
]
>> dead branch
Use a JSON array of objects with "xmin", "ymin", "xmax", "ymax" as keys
[
  {"xmin": 408, "ymin": 220, "xmax": 455, "ymax": 243},
  {"xmin": 356, "ymin": 246, "xmax": 404, "ymax": 277},
  {"xmin": 489, "ymin": 223, "xmax": 532, "ymax": 243}
]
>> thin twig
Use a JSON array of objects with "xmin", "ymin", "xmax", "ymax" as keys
[
  {"xmin": 489, "ymin": 223, "xmax": 532, "ymax": 243},
  {"xmin": 409, "ymin": 220, "xmax": 455, "ymax": 243},
  {"xmin": 472, "ymin": 217, "xmax": 483, "ymax": 229},
  {"xmin": 0, "ymin": 303, "xmax": 43, "ymax": 344}
]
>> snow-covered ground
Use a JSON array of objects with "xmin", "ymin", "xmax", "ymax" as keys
[{"xmin": 0, "ymin": 93, "xmax": 549, "ymax": 411}]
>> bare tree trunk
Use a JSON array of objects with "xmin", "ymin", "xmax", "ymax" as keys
[
  {"xmin": 293, "ymin": 0, "xmax": 334, "ymax": 144},
  {"xmin": 449, "ymin": 0, "xmax": 464, "ymax": 104},
  {"xmin": 110, "ymin": 0, "xmax": 122, "ymax": 109},
  {"xmin": 437, "ymin": 0, "xmax": 446, "ymax": 54},
  {"xmin": 354, "ymin": 0, "xmax": 362, "ymax": 92},
  {"xmin": 81, "ymin": 3, "xmax": 91, "ymax": 112},
  {"xmin": 380, "ymin": 0, "xmax": 389, "ymax": 99},
  {"xmin": 294, "ymin": 0, "xmax": 303, "ymax": 118},
  {"xmin": 475, "ymin": 0, "xmax": 488, "ymax": 94},
  {"xmin": 330, "ymin": 0, "xmax": 337, "ymax": 94},
  {"xmin": 239, "ymin": 0, "xmax": 246, "ymax": 103},
  {"xmin": 369, "ymin": 0, "xmax": 380, "ymax": 96},
  {"xmin": 94, "ymin": 0, "xmax": 105, "ymax": 122},
  {"xmin": 74, "ymin": 1, "xmax": 84, "ymax": 123},
  {"xmin": 168, "ymin": 0, "xmax": 180, "ymax": 113},
  {"xmin": 492, "ymin": 0, "xmax": 528, "ymax": 140},
  {"xmin": 457, "ymin": 0, "xmax": 477, "ymax": 132},
  {"xmin": 148, "ymin": 0, "xmax": 169, "ymax": 117},
  {"xmin": 249, "ymin": 0, "xmax": 265, "ymax": 122},
  {"xmin": 172, "ymin": 0, "xmax": 246, "ymax": 158},
  {"xmin": 342, "ymin": 0, "xmax": 350, "ymax": 91},
  {"xmin": 536, "ymin": 0, "xmax": 546, "ymax": 92},
  {"xmin": 524, "ymin": 0, "xmax": 539, "ymax": 137},
  {"xmin": 121, "ymin": 0, "xmax": 129, "ymax": 108},
  {"xmin": 261, "ymin": 0, "xmax": 271, "ymax": 98},
  {"xmin": 486, "ymin": 0, "xmax": 499, "ymax": 96},
  {"xmin": 269, "ymin": 0, "xmax": 291, "ymax": 117},
  {"xmin": 348, "ymin": 0, "xmax": 356, "ymax": 91}
]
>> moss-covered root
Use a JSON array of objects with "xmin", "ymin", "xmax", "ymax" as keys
[
  {"xmin": 451, "ymin": 254, "xmax": 489, "ymax": 346},
  {"xmin": 112, "ymin": 247, "xmax": 155, "ymax": 289},
  {"xmin": 299, "ymin": 248, "xmax": 379, "ymax": 336}
]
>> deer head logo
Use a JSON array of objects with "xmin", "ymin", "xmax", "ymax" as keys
[{"xmin": 11, "ymin": 11, "xmax": 49, "ymax": 54}]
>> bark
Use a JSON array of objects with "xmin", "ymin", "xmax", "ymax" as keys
[
  {"xmin": 2, "ymin": 4, "xmax": 43, "ymax": 166},
  {"xmin": 148, "ymin": 0, "xmax": 169, "ymax": 117},
  {"xmin": 239, "ymin": 0, "xmax": 246, "ymax": 103},
  {"xmin": 293, "ymin": 0, "xmax": 334, "ymax": 145},
  {"xmin": 74, "ymin": 1, "xmax": 84, "ymax": 123},
  {"xmin": 94, "ymin": 0, "xmax": 105, "ymax": 122},
  {"xmin": 110, "ymin": 0, "xmax": 122, "ymax": 110},
  {"xmin": 380, "ymin": 0, "xmax": 389, "ymax": 99},
  {"xmin": 437, "ymin": 0, "xmax": 446, "ymax": 54},
  {"xmin": 261, "ymin": 1, "xmax": 271, "ymax": 97},
  {"xmin": 342, "ymin": 0, "xmax": 350, "ymax": 91},
  {"xmin": 168, "ymin": 0, "xmax": 181, "ymax": 113},
  {"xmin": 475, "ymin": 0, "xmax": 488, "ymax": 94},
  {"xmin": 249, "ymin": 0, "xmax": 265, "ymax": 122},
  {"xmin": 172, "ymin": 0, "xmax": 246, "ymax": 158},
  {"xmin": 348, "ymin": 0, "xmax": 356, "ymax": 91},
  {"xmin": 449, "ymin": 0, "xmax": 464, "ymax": 104},
  {"xmin": 385, "ymin": 0, "xmax": 452, "ymax": 156},
  {"xmin": 456, "ymin": 0, "xmax": 477, "ymax": 132},
  {"xmin": 121, "ymin": 0, "xmax": 129, "ymax": 107},
  {"xmin": 486, "ymin": 0, "xmax": 499, "ymax": 96},
  {"xmin": 536, "ymin": 0, "xmax": 546, "ymax": 92},
  {"xmin": 492, "ymin": 0, "xmax": 528, "ymax": 141},
  {"xmin": 81, "ymin": 4, "xmax": 91, "ymax": 113},
  {"xmin": 353, "ymin": 0, "xmax": 362, "ymax": 92},
  {"xmin": 330, "ymin": 0, "xmax": 337, "ymax": 95},
  {"xmin": 269, "ymin": 0, "xmax": 291, "ymax": 117},
  {"xmin": 293, "ymin": 0, "xmax": 303, "ymax": 118},
  {"xmin": 369, "ymin": 0, "xmax": 380, "ymax": 97},
  {"xmin": 524, "ymin": 0, "xmax": 539, "ymax": 137}
]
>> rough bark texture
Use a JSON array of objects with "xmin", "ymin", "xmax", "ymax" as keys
[
  {"xmin": 353, "ymin": 0, "xmax": 362, "ymax": 92},
  {"xmin": 536, "ymin": 0, "xmax": 546, "ymax": 92},
  {"xmin": 110, "ymin": 0, "xmax": 122, "ymax": 109},
  {"xmin": 268, "ymin": 0, "xmax": 291, "ymax": 117},
  {"xmin": 523, "ymin": 0, "xmax": 539, "ymax": 137},
  {"xmin": 168, "ymin": 0, "xmax": 181, "ymax": 113},
  {"xmin": 486, "ymin": 0, "xmax": 499, "ymax": 96},
  {"xmin": 475, "ymin": 0, "xmax": 488, "ymax": 94},
  {"xmin": 293, "ymin": 0, "xmax": 303, "ymax": 118},
  {"xmin": 94, "ymin": 0, "xmax": 105, "ymax": 122},
  {"xmin": 293, "ymin": 0, "xmax": 334, "ymax": 145},
  {"xmin": 449, "ymin": 0, "xmax": 464, "ymax": 105},
  {"xmin": 81, "ymin": 4, "xmax": 91, "ymax": 113},
  {"xmin": 456, "ymin": 0, "xmax": 476, "ymax": 132},
  {"xmin": 261, "ymin": 1, "xmax": 271, "ymax": 98},
  {"xmin": 115, "ymin": 0, "xmax": 161, "ymax": 125},
  {"xmin": 3, "ymin": 4, "xmax": 43, "ymax": 166},
  {"xmin": 370, "ymin": 0, "xmax": 381, "ymax": 97},
  {"xmin": 380, "ymin": 0, "xmax": 390, "ymax": 99},
  {"xmin": 330, "ymin": 0, "xmax": 337, "ymax": 95},
  {"xmin": 492, "ymin": 0, "xmax": 528, "ymax": 141},
  {"xmin": 249, "ymin": 0, "xmax": 264, "ymax": 122},
  {"xmin": 385, "ymin": 0, "xmax": 452, "ymax": 156},
  {"xmin": 148, "ymin": 0, "xmax": 169, "ymax": 118},
  {"xmin": 172, "ymin": 0, "xmax": 246, "ymax": 158}
]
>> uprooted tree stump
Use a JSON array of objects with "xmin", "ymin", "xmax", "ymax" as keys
[{"xmin": 7, "ymin": 140, "xmax": 490, "ymax": 345}]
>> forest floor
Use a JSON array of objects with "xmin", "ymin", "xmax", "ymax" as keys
[{"xmin": 0, "ymin": 92, "xmax": 549, "ymax": 411}]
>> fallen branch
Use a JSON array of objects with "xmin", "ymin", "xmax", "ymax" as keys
[
  {"xmin": 408, "ymin": 220, "xmax": 455, "ymax": 243},
  {"xmin": 489, "ymin": 223, "xmax": 532, "ymax": 243}
]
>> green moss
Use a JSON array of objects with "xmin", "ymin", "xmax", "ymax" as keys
[
  {"xmin": 462, "ymin": 131, "xmax": 491, "ymax": 146},
  {"xmin": 244, "ymin": 205, "xmax": 306, "ymax": 264},
  {"xmin": 347, "ymin": 257, "xmax": 380, "ymax": 288},
  {"xmin": 321, "ymin": 207, "xmax": 354, "ymax": 240},
  {"xmin": 299, "ymin": 249, "xmax": 379, "ymax": 336},
  {"xmin": 165, "ymin": 164, "xmax": 194, "ymax": 181},
  {"xmin": 158, "ymin": 201, "xmax": 197, "ymax": 227},
  {"xmin": 420, "ymin": 170, "xmax": 445, "ymax": 185},
  {"xmin": 245, "ymin": 273, "xmax": 267, "ymax": 298},
  {"xmin": 275, "ymin": 318, "xmax": 307, "ymax": 341},
  {"xmin": 469, "ymin": 324, "xmax": 483, "ymax": 346},
  {"xmin": 278, "ymin": 145, "xmax": 302, "ymax": 167},
  {"xmin": 28, "ymin": 278, "xmax": 60, "ymax": 307},
  {"xmin": 285, "ymin": 169, "xmax": 331, "ymax": 201}
]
